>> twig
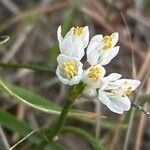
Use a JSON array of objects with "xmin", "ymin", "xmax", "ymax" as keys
[{"xmin": 9, "ymin": 130, "xmax": 37, "ymax": 150}]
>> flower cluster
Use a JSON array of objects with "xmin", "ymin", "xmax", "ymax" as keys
[{"xmin": 56, "ymin": 26, "xmax": 141, "ymax": 114}]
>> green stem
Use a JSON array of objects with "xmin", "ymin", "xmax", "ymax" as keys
[
  {"xmin": 47, "ymin": 98, "xmax": 73, "ymax": 141},
  {"xmin": 46, "ymin": 83, "xmax": 85, "ymax": 141},
  {"xmin": 131, "ymin": 103, "xmax": 150, "ymax": 117},
  {"xmin": 0, "ymin": 62, "xmax": 54, "ymax": 74}
]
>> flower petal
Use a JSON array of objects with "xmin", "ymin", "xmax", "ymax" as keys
[
  {"xmin": 56, "ymin": 66, "xmax": 69, "ymax": 85},
  {"xmin": 81, "ymin": 26, "xmax": 89, "ymax": 48},
  {"xmin": 98, "ymin": 91, "xmax": 111, "ymax": 106},
  {"xmin": 56, "ymin": 54, "xmax": 83, "ymax": 85},
  {"xmin": 60, "ymin": 36, "xmax": 84, "ymax": 60},
  {"xmin": 107, "ymin": 102, "xmax": 124, "ymax": 114},
  {"xmin": 57, "ymin": 54, "xmax": 68, "ymax": 64},
  {"xmin": 100, "ymin": 46, "xmax": 120, "ymax": 65},
  {"xmin": 82, "ymin": 65, "xmax": 106, "ymax": 88},
  {"xmin": 87, "ymin": 34, "xmax": 103, "ymax": 54},
  {"xmin": 87, "ymin": 49, "xmax": 99, "ymax": 65},
  {"xmin": 103, "ymin": 73, "xmax": 122, "ymax": 83},
  {"xmin": 111, "ymin": 32, "xmax": 119, "ymax": 47},
  {"xmin": 67, "ymin": 26, "xmax": 89, "ymax": 48},
  {"xmin": 108, "ymin": 95, "xmax": 131, "ymax": 114},
  {"xmin": 57, "ymin": 26, "xmax": 63, "ymax": 46},
  {"xmin": 115, "ymin": 79, "xmax": 141, "ymax": 91},
  {"xmin": 64, "ymin": 27, "xmax": 73, "ymax": 38}
]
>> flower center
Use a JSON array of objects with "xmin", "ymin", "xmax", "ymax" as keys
[
  {"xmin": 73, "ymin": 26, "xmax": 84, "ymax": 36},
  {"xmin": 63, "ymin": 60, "xmax": 76, "ymax": 78},
  {"xmin": 88, "ymin": 65, "xmax": 101, "ymax": 80},
  {"xmin": 102, "ymin": 35, "xmax": 112, "ymax": 50},
  {"xmin": 124, "ymin": 86, "xmax": 132, "ymax": 96}
]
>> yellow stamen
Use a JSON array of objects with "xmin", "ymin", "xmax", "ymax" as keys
[
  {"xmin": 122, "ymin": 85, "xmax": 132, "ymax": 97},
  {"xmin": 102, "ymin": 35, "xmax": 112, "ymax": 50},
  {"xmin": 73, "ymin": 26, "xmax": 84, "ymax": 36},
  {"xmin": 103, "ymin": 42, "xmax": 112, "ymax": 50},
  {"xmin": 63, "ymin": 60, "xmax": 76, "ymax": 78},
  {"xmin": 88, "ymin": 65, "xmax": 101, "ymax": 80},
  {"xmin": 124, "ymin": 86, "xmax": 132, "ymax": 96},
  {"xmin": 103, "ymin": 35, "xmax": 112, "ymax": 42}
]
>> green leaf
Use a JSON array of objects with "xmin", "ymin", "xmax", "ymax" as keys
[
  {"xmin": 0, "ymin": 76, "xmax": 105, "ymax": 121},
  {"xmin": 0, "ymin": 109, "xmax": 68, "ymax": 149},
  {"xmin": 0, "ymin": 62, "xmax": 55, "ymax": 74},
  {"xmin": 0, "ymin": 77, "xmax": 61, "ymax": 115},
  {"xmin": 0, "ymin": 76, "xmax": 121, "ymax": 129},
  {"xmin": 0, "ymin": 36, "xmax": 10, "ymax": 44},
  {"xmin": 0, "ymin": 109, "xmax": 43, "ymax": 144}
]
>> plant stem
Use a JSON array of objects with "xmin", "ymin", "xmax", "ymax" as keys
[
  {"xmin": 131, "ymin": 103, "xmax": 150, "ymax": 117},
  {"xmin": 47, "ymin": 98, "xmax": 73, "ymax": 141},
  {"xmin": 46, "ymin": 83, "xmax": 85, "ymax": 141}
]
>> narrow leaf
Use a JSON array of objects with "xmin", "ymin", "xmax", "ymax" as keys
[
  {"xmin": 0, "ymin": 77, "xmax": 105, "ymax": 120},
  {"xmin": 0, "ymin": 109, "xmax": 43, "ymax": 144}
]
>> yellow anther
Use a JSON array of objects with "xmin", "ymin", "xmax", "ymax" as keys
[
  {"xmin": 103, "ymin": 42, "xmax": 112, "ymax": 50},
  {"xmin": 63, "ymin": 60, "xmax": 76, "ymax": 78},
  {"xmin": 102, "ymin": 35, "xmax": 113, "ymax": 50},
  {"xmin": 88, "ymin": 65, "xmax": 101, "ymax": 80},
  {"xmin": 124, "ymin": 86, "xmax": 132, "ymax": 96},
  {"xmin": 73, "ymin": 26, "xmax": 84, "ymax": 36},
  {"xmin": 103, "ymin": 35, "xmax": 112, "ymax": 43},
  {"xmin": 121, "ymin": 84, "xmax": 132, "ymax": 97}
]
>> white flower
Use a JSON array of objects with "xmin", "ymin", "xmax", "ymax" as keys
[
  {"xmin": 87, "ymin": 32, "xmax": 119, "ymax": 65},
  {"xmin": 57, "ymin": 26, "xmax": 89, "ymax": 60},
  {"xmin": 98, "ymin": 74, "xmax": 141, "ymax": 114},
  {"xmin": 56, "ymin": 54, "xmax": 83, "ymax": 85},
  {"xmin": 57, "ymin": 26, "xmax": 89, "ymax": 48},
  {"xmin": 82, "ymin": 64, "xmax": 106, "ymax": 88}
]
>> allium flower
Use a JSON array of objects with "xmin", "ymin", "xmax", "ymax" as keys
[
  {"xmin": 56, "ymin": 54, "xmax": 83, "ymax": 85},
  {"xmin": 82, "ymin": 64, "xmax": 106, "ymax": 88},
  {"xmin": 56, "ymin": 25, "xmax": 141, "ymax": 115},
  {"xmin": 98, "ymin": 74, "xmax": 141, "ymax": 114},
  {"xmin": 57, "ymin": 26, "xmax": 89, "ymax": 48},
  {"xmin": 57, "ymin": 26, "xmax": 89, "ymax": 60},
  {"xmin": 87, "ymin": 32, "xmax": 119, "ymax": 65}
]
